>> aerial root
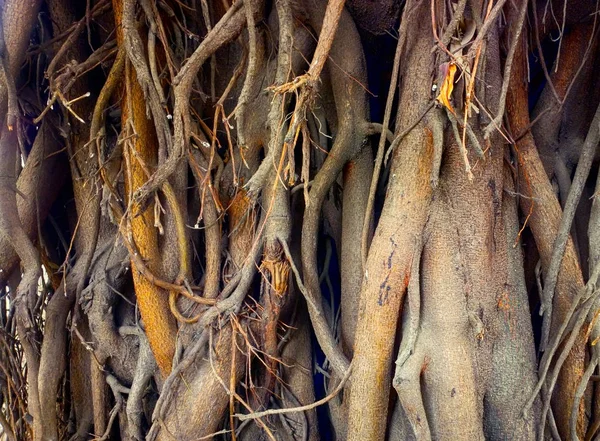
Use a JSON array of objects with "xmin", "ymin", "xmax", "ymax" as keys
[{"xmin": 393, "ymin": 347, "xmax": 431, "ymax": 441}]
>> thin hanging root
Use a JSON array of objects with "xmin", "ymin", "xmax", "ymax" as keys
[
  {"xmin": 135, "ymin": 1, "xmax": 246, "ymax": 204},
  {"xmin": 533, "ymin": 382, "xmax": 562, "ymax": 441},
  {"xmin": 235, "ymin": 364, "xmax": 352, "ymax": 422},
  {"xmin": 270, "ymin": 73, "xmax": 310, "ymax": 96},
  {"xmin": 97, "ymin": 374, "xmax": 130, "ymax": 441},
  {"xmin": 89, "ymin": 46, "xmax": 125, "ymax": 155},
  {"xmin": 435, "ymin": 0, "xmax": 467, "ymax": 50},
  {"xmin": 128, "ymin": 142, "xmax": 220, "ymax": 321},
  {"xmin": 230, "ymin": 326, "xmax": 238, "ymax": 441},
  {"xmin": 276, "ymin": 386, "xmax": 309, "ymax": 441},
  {"xmin": 447, "ymin": 109, "xmax": 473, "ymax": 180},
  {"xmin": 483, "ymin": 0, "xmax": 528, "ymax": 139},
  {"xmin": 391, "ymin": 241, "xmax": 427, "ymax": 440},
  {"xmin": 465, "ymin": 121, "xmax": 484, "ymax": 157},
  {"xmin": 570, "ymin": 353, "xmax": 599, "ymax": 440},
  {"xmin": 188, "ymin": 150, "xmax": 222, "ymax": 300},
  {"xmin": 120, "ymin": 222, "xmax": 211, "ymax": 301},
  {"xmin": 280, "ymin": 240, "xmax": 337, "ymax": 348},
  {"xmin": 539, "ymin": 102, "xmax": 600, "ymax": 352},
  {"xmin": 537, "ymin": 299, "xmax": 593, "ymax": 440},
  {"xmin": 207, "ymin": 328, "xmax": 277, "ymax": 441},
  {"xmin": 362, "ymin": 11, "xmax": 406, "ymax": 268},
  {"xmin": 268, "ymin": 0, "xmax": 346, "ymax": 127},
  {"xmin": 235, "ymin": 0, "xmax": 260, "ymax": 147},
  {"xmin": 459, "ymin": 0, "xmax": 490, "ymax": 147},
  {"xmin": 169, "ymin": 290, "xmax": 203, "ymax": 324},
  {"xmin": 301, "ymin": 124, "xmax": 310, "ymax": 205},
  {"xmin": 126, "ymin": 331, "xmax": 156, "ymax": 441},
  {"xmin": 510, "ymin": 143, "xmax": 534, "ymax": 246},
  {"xmin": 522, "ymin": 286, "xmax": 585, "ymax": 417},
  {"xmin": 269, "ymin": 0, "xmax": 348, "ymax": 102},
  {"xmin": 383, "ymin": 100, "xmax": 436, "ymax": 166},
  {"xmin": 109, "ymin": 198, "xmax": 215, "ymax": 306}
]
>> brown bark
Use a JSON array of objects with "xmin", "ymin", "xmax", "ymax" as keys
[
  {"xmin": 531, "ymin": 23, "xmax": 599, "ymax": 178},
  {"xmin": 506, "ymin": 23, "xmax": 587, "ymax": 439},
  {"xmin": 0, "ymin": 121, "xmax": 67, "ymax": 285},
  {"xmin": 155, "ymin": 325, "xmax": 246, "ymax": 441},
  {"xmin": 281, "ymin": 306, "xmax": 320, "ymax": 441},
  {"xmin": 0, "ymin": 132, "xmax": 43, "ymax": 439},
  {"xmin": 113, "ymin": 0, "xmax": 178, "ymax": 376},
  {"xmin": 340, "ymin": 147, "xmax": 372, "ymax": 355},
  {"xmin": 36, "ymin": 1, "xmax": 106, "ymax": 438},
  {"xmin": 0, "ymin": 3, "xmax": 45, "ymax": 439},
  {"xmin": 69, "ymin": 317, "xmax": 94, "ymax": 441},
  {"xmin": 346, "ymin": 0, "xmax": 401, "ymax": 35},
  {"xmin": 3, "ymin": 0, "xmax": 599, "ymax": 439},
  {"xmin": 345, "ymin": 1, "xmax": 435, "ymax": 436},
  {"xmin": 411, "ymin": 137, "xmax": 538, "ymax": 439}
]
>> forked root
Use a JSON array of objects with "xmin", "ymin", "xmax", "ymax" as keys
[{"xmin": 393, "ymin": 348, "xmax": 431, "ymax": 441}]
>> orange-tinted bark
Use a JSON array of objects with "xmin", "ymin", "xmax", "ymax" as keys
[{"xmin": 113, "ymin": 0, "xmax": 177, "ymax": 376}]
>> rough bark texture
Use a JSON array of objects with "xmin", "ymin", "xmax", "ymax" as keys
[
  {"xmin": 345, "ymin": 1, "xmax": 434, "ymax": 437},
  {"xmin": 113, "ymin": 0, "xmax": 178, "ymax": 376},
  {"xmin": 1, "ymin": 0, "xmax": 599, "ymax": 440},
  {"xmin": 506, "ymin": 26, "xmax": 588, "ymax": 438}
]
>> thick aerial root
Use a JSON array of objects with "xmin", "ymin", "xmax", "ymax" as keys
[
  {"xmin": 189, "ymin": 149, "xmax": 222, "ymax": 300},
  {"xmin": 484, "ymin": 168, "xmax": 539, "ymax": 441},
  {"xmin": 4, "ymin": 0, "xmax": 598, "ymax": 438},
  {"xmin": 506, "ymin": 28, "xmax": 586, "ymax": 438},
  {"xmin": 37, "ymin": 284, "xmax": 73, "ymax": 440},
  {"xmin": 0, "ymin": 121, "xmax": 66, "ymax": 285},
  {"xmin": 280, "ymin": 306, "xmax": 320, "ymax": 441},
  {"xmin": 395, "ymin": 241, "xmax": 423, "ymax": 369},
  {"xmin": 299, "ymin": 0, "xmax": 372, "ymax": 378},
  {"xmin": 340, "ymin": 146, "xmax": 373, "ymax": 355},
  {"xmin": 137, "ymin": 2, "xmax": 247, "ymax": 202},
  {"xmin": 0, "ymin": 129, "xmax": 43, "ymax": 439},
  {"xmin": 346, "ymin": 35, "xmax": 434, "ymax": 441},
  {"xmin": 397, "ymin": 183, "xmax": 484, "ymax": 440},
  {"xmin": 68, "ymin": 318, "xmax": 94, "ymax": 441},
  {"xmin": 571, "ymin": 335, "xmax": 600, "ymax": 441},
  {"xmin": 113, "ymin": 0, "xmax": 178, "ymax": 375}
]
